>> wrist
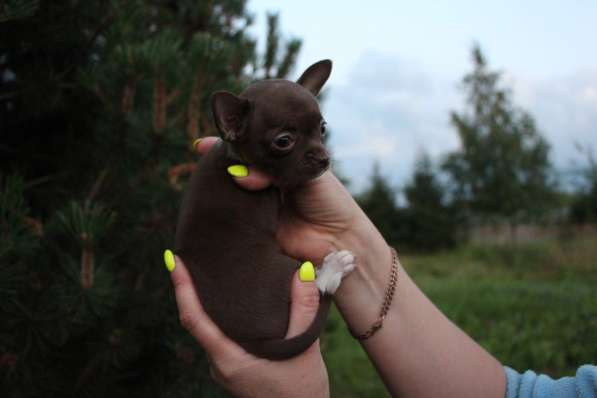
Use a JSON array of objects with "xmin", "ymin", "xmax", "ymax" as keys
[
  {"xmin": 332, "ymin": 210, "xmax": 394, "ymax": 334},
  {"xmin": 334, "ymin": 206, "xmax": 390, "ymax": 274}
]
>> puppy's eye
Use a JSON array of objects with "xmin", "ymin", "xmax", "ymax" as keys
[
  {"xmin": 321, "ymin": 121, "xmax": 327, "ymax": 137},
  {"xmin": 272, "ymin": 132, "xmax": 296, "ymax": 152}
]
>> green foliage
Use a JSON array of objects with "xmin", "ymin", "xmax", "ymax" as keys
[
  {"xmin": 443, "ymin": 45, "xmax": 555, "ymax": 228},
  {"xmin": 357, "ymin": 158, "xmax": 458, "ymax": 252},
  {"xmin": 0, "ymin": 0, "xmax": 39, "ymax": 22},
  {"xmin": 0, "ymin": 1, "xmax": 300, "ymax": 396},
  {"xmin": 402, "ymin": 153, "xmax": 459, "ymax": 250},
  {"xmin": 406, "ymin": 236, "xmax": 597, "ymax": 283},
  {"xmin": 56, "ymin": 201, "xmax": 116, "ymax": 247},
  {"xmin": 405, "ymin": 237, "xmax": 597, "ymax": 374},
  {"xmin": 569, "ymin": 146, "xmax": 597, "ymax": 223},
  {"xmin": 276, "ymin": 39, "xmax": 302, "ymax": 79},
  {"xmin": 323, "ymin": 307, "xmax": 390, "ymax": 398},
  {"xmin": 263, "ymin": 12, "xmax": 279, "ymax": 78},
  {"xmin": 322, "ymin": 237, "xmax": 597, "ymax": 395},
  {"xmin": 357, "ymin": 163, "xmax": 402, "ymax": 244},
  {"xmin": 0, "ymin": 174, "xmax": 38, "ymax": 258},
  {"xmin": 259, "ymin": 12, "xmax": 302, "ymax": 79},
  {"xmin": 0, "ymin": 174, "xmax": 37, "ymax": 326},
  {"xmin": 424, "ymin": 279, "xmax": 595, "ymax": 375}
]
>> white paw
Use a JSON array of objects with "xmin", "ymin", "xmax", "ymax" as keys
[{"xmin": 315, "ymin": 250, "xmax": 356, "ymax": 295}]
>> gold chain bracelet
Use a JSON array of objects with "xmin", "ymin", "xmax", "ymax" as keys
[{"xmin": 351, "ymin": 246, "xmax": 399, "ymax": 341}]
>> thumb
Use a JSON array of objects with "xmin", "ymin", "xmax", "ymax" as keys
[
  {"xmin": 285, "ymin": 270, "xmax": 320, "ymax": 338},
  {"xmin": 194, "ymin": 137, "xmax": 272, "ymax": 191}
]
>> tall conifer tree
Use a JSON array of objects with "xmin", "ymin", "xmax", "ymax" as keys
[
  {"xmin": 443, "ymin": 45, "xmax": 554, "ymax": 234},
  {"xmin": 0, "ymin": 2, "xmax": 300, "ymax": 396}
]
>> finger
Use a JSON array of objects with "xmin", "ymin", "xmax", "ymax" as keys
[
  {"xmin": 228, "ymin": 166, "xmax": 272, "ymax": 191},
  {"xmin": 285, "ymin": 270, "xmax": 320, "ymax": 338},
  {"xmin": 193, "ymin": 136, "xmax": 220, "ymax": 154},
  {"xmin": 169, "ymin": 255, "xmax": 243, "ymax": 359},
  {"xmin": 193, "ymin": 137, "xmax": 273, "ymax": 190}
]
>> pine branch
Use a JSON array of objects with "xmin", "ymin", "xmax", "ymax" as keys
[
  {"xmin": 276, "ymin": 39, "xmax": 302, "ymax": 79},
  {"xmin": 152, "ymin": 79, "xmax": 167, "ymax": 134},
  {"xmin": 186, "ymin": 68, "xmax": 207, "ymax": 141},
  {"xmin": 56, "ymin": 201, "xmax": 116, "ymax": 290},
  {"xmin": 121, "ymin": 79, "xmax": 138, "ymax": 114},
  {"xmin": 80, "ymin": 236, "xmax": 94, "ymax": 289},
  {"xmin": 263, "ymin": 12, "xmax": 280, "ymax": 79},
  {"xmin": 83, "ymin": 8, "xmax": 115, "ymax": 51},
  {"xmin": 86, "ymin": 169, "xmax": 109, "ymax": 208},
  {"xmin": 0, "ymin": 0, "xmax": 39, "ymax": 23}
]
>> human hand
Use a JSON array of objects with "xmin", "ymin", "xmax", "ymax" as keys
[
  {"xmin": 168, "ymin": 254, "xmax": 329, "ymax": 398},
  {"xmin": 193, "ymin": 137, "xmax": 374, "ymax": 265},
  {"xmin": 193, "ymin": 137, "xmax": 392, "ymax": 342}
]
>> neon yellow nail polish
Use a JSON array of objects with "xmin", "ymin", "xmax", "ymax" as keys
[
  {"xmin": 227, "ymin": 164, "xmax": 249, "ymax": 178},
  {"xmin": 192, "ymin": 138, "xmax": 202, "ymax": 151},
  {"xmin": 164, "ymin": 249, "xmax": 176, "ymax": 272},
  {"xmin": 299, "ymin": 261, "xmax": 315, "ymax": 282}
]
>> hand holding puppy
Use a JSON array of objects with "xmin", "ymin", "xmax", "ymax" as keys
[
  {"xmin": 168, "ymin": 251, "xmax": 329, "ymax": 398},
  {"xmin": 194, "ymin": 136, "xmax": 366, "ymax": 267}
]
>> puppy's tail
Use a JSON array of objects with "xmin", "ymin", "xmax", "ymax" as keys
[{"xmin": 246, "ymin": 294, "xmax": 332, "ymax": 360}]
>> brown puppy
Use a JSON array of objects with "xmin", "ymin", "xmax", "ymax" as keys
[{"xmin": 175, "ymin": 60, "xmax": 354, "ymax": 360}]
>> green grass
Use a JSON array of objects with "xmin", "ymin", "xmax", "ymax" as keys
[
  {"xmin": 322, "ymin": 308, "xmax": 389, "ymax": 398},
  {"xmin": 321, "ymin": 236, "xmax": 597, "ymax": 397}
]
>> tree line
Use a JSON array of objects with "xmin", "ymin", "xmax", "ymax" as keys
[{"xmin": 358, "ymin": 46, "xmax": 597, "ymax": 251}]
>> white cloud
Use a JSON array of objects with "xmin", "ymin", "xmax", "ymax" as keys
[
  {"xmin": 325, "ymin": 50, "xmax": 597, "ymax": 194},
  {"xmin": 347, "ymin": 49, "xmax": 434, "ymax": 95},
  {"xmin": 325, "ymin": 50, "xmax": 459, "ymax": 192},
  {"xmin": 580, "ymin": 86, "xmax": 597, "ymax": 103},
  {"xmin": 509, "ymin": 69, "xmax": 597, "ymax": 170},
  {"xmin": 334, "ymin": 121, "xmax": 399, "ymax": 159}
]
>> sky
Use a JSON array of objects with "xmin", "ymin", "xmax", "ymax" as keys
[{"xmin": 247, "ymin": 0, "xmax": 597, "ymax": 192}]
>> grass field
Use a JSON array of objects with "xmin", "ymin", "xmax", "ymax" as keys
[{"xmin": 321, "ymin": 236, "xmax": 597, "ymax": 397}]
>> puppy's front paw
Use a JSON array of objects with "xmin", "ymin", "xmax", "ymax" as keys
[{"xmin": 315, "ymin": 250, "xmax": 356, "ymax": 295}]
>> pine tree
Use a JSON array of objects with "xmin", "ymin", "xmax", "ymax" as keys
[
  {"xmin": 357, "ymin": 163, "xmax": 402, "ymax": 245},
  {"xmin": 260, "ymin": 12, "xmax": 302, "ymax": 79},
  {"xmin": 403, "ymin": 153, "xmax": 458, "ymax": 250},
  {"xmin": 569, "ymin": 145, "xmax": 597, "ymax": 224},
  {"xmin": 1, "ymin": 1, "xmax": 300, "ymax": 396},
  {"xmin": 443, "ymin": 45, "xmax": 555, "ymax": 235}
]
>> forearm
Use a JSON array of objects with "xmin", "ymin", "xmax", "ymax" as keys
[{"xmin": 333, "ymin": 215, "xmax": 507, "ymax": 398}]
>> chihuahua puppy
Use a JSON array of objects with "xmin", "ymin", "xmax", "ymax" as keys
[{"xmin": 174, "ymin": 60, "xmax": 355, "ymax": 360}]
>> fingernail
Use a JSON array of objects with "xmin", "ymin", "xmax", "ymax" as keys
[
  {"xmin": 299, "ymin": 261, "xmax": 315, "ymax": 282},
  {"xmin": 164, "ymin": 249, "xmax": 176, "ymax": 272},
  {"xmin": 192, "ymin": 138, "xmax": 202, "ymax": 151},
  {"xmin": 227, "ymin": 164, "xmax": 249, "ymax": 178}
]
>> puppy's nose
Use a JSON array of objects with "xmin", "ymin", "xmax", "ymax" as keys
[
  {"xmin": 318, "ymin": 156, "xmax": 330, "ymax": 169},
  {"xmin": 306, "ymin": 150, "xmax": 330, "ymax": 169}
]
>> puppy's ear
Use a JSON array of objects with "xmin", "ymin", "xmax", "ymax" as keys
[
  {"xmin": 211, "ymin": 91, "xmax": 250, "ymax": 142},
  {"xmin": 297, "ymin": 59, "xmax": 332, "ymax": 96}
]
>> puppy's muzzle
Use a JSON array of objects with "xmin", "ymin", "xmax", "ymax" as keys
[
  {"xmin": 315, "ymin": 156, "xmax": 330, "ymax": 170},
  {"xmin": 304, "ymin": 154, "xmax": 330, "ymax": 181},
  {"xmin": 305, "ymin": 150, "xmax": 330, "ymax": 170}
]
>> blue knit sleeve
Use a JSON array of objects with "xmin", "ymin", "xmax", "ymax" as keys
[{"xmin": 504, "ymin": 365, "xmax": 597, "ymax": 398}]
